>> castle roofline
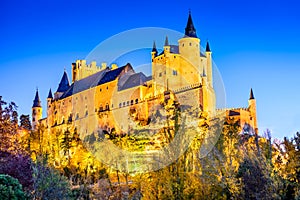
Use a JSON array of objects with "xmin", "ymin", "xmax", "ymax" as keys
[{"xmin": 59, "ymin": 63, "xmax": 134, "ymax": 99}]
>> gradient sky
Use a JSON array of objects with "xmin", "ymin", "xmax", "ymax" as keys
[{"xmin": 1, "ymin": 0, "xmax": 299, "ymax": 140}]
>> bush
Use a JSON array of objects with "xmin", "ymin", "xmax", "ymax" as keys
[
  {"xmin": 0, "ymin": 174, "xmax": 26, "ymax": 200},
  {"xmin": 32, "ymin": 157, "xmax": 72, "ymax": 200}
]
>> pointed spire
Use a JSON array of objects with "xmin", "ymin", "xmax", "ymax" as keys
[
  {"xmin": 47, "ymin": 88, "xmax": 53, "ymax": 99},
  {"xmin": 185, "ymin": 10, "xmax": 197, "ymax": 38},
  {"xmin": 249, "ymin": 88, "xmax": 255, "ymax": 100},
  {"xmin": 33, "ymin": 89, "xmax": 41, "ymax": 108},
  {"xmin": 164, "ymin": 36, "xmax": 169, "ymax": 46},
  {"xmin": 56, "ymin": 71, "xmax": 70, "ymax": 93},
  {"xmin": 152, "ymin": 41, "xmax": 158, "ymax": 53},
  {"xmin": 206, "ymin": 41, "xmax": 211, "ymax": 52}
]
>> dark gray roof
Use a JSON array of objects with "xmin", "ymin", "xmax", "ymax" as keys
[
  {"xmin": 164, "ymin": 36, "xmax": 169, "ymax": 46},
  {"xmin": 206, "ymin": 41, "xmax": 211, "ymax": 52},
  {"xmin": 56, "ymin": 71, "xmax": 70, "ymax": 93},
  {"xmin": 152, "ymin": 41, "xmax": 158, "ymax": 56},
  {"xmin": 228, "ymin": 110, "xmax": 240, "ymax": 116},
  {"xmin": 60, "ymin": 63, "xmax": 133, "ymax": 99},
  {"xmin": 118, "ymin": 72, "xmax": 148, "ymax": 91},
  {"xmin": 32, "ymin": 90, "xmax": 41, "ymax": 108},
  {"xmin": 47, "ymin": 88, "xmax": 53, "ymax": 99},
  {"xmin": 170, "ymin": 45, "xmax": 179, "ymax": 54},
  {"xmin": 249, "ymin": 88, "xmax": 255, "ymax": 100},
  {"xmin": 145, "ymin": 75, "xmax": 152, "ymax": 82},
  {"xmin": 184, "ymin": 11, "xmax": 197, "ymax": 38}
]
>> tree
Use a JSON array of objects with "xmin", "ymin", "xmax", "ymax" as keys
[
  {"xmin": 0, "ymin": 174, "xmax": 26, "ymax": 200},
  {"xmin": 32, "ymin": 156, "xmax": 72, "ymax": 200},
  {"xmin": 0, "ymin": 97, "xmax": 33, "ymax": 192},
  {"xmin": 61, "ymin": 128, "xmax": 74, "ymax": 167},
  {"xmin": 20, "ymin": 114, "xmax": 32, "ymax": 130}
]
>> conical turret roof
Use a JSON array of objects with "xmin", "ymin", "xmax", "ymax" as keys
[
  {"xmin": 56, "ymin": 71, "xmax": 70, "ymax": 93},
  {"xmin": 32, "ymin": 89, "xmax": 41, "ymax": 108}
]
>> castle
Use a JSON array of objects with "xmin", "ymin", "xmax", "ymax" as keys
[{"xmin": 31, "ymin": 12, "xmax": 258, "ymax": 137}]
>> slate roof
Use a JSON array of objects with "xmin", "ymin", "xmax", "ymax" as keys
[
  {"xmin": 184, "ymin": 12, "xmax": 197, "ymax": 38},
  {"xmin": 249, "ymin": 88, "xmax": 255, "ymax": 100},
  {"xmin": 59, "ymin": 63, "xmax": 133, "ymax": 99},
  {"xmin": 47, "ymin": 88, "xmax": 53, "ymax": 99},
  {"xmin": 206, "ymin": 41, "xmax": 211, "ymax": 52},
  {"xmin": 118, "ymin": 72, "xmax": 148, "ymax": 91},
  {"xmin": 228, "ymin": 110, "xmax": 240, "ymax": 116},
  {"xmin": 170, "ymin": 45, "xmax": 179, "ymax": 54},
  {"xmin": 56, "ymin": 71, "xmax": 70, "ymax": 93},
  {"xmin": 33, "ymin": 90, "xmax": 41, "ymax": 107}
]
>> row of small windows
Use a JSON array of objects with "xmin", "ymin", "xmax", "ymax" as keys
[
  {"xmin": 158, "ymin": 70, "xmax": 177, "ymax": 77},
  {"xmin": 100, "ymin": 86, "xmax": 109, "ymax": 92},
  {"xmin": 182, "ymin": 43, "xmax": 198, "ymax": 47},
  {"xmin": 119, "ymin": 99, "xmax": 139, "ymax": 108},
  {"xmin": 99, "ymin": 104, "xmax": 110, "ymax": 112}
]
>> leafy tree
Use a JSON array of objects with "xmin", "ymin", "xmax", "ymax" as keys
[
  {"xmin": 32, "ymin": 156, "xmax": 72, "ymax": 200},
  {"xmin": 0, "ymin": 97, "xmax": 33, "ymax": 192},
  {"xmin": 0, "ymin": 152, "xmax": 33, "ymax": 192},
  {"xmin": 20, "ymin": 114, "xmax": 32, "ymax": 130},
  {"xmin": 0, "ymin": 96, "xmax": 18, "ymax": 152},
  {"xmin": 0, "ymin": 174, "xmax": 26, "ymax": 200}
]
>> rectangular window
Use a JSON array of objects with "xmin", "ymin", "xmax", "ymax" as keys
[{"xmin": 172, "ymin": 70, "xmax": 178, "ymax": 76}]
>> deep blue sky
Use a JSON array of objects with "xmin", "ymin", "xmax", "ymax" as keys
[{"xmin": 1, "ymin": 0, "xmax": 299, "ymax": 139}]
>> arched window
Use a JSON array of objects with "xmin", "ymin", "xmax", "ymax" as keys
[
  {"xmin": 105, "ymin": 103, "xmax": 109, "ymax": 110},
  {"xmin": 135, "ymin": 99, "xmax": 138, "ymax": 104}
]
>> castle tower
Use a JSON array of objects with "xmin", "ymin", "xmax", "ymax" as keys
[
  {"xmin": 32, "ymin": 89, "xmax": 42, "ymax": 130},
  {"xmin": 55, "ymin": 70, "xmax": 70, "ymax": 99},
  {"xmin": 205, "ymin": 41, "xmax": 213, "ymax": 88},
  {"xmin": 178, "ymin": 11, "xmax": 201, "ymax": 70},
  {"xmin": 151, "ymin": 41, "xmax": 158, "ymax": 60},
  {"xmin": 248, "ymin": 88, "xmax": 258, "ymax": 133}
]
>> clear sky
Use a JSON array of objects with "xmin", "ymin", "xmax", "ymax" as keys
[{"xmin": 1, "ymin": 0, "xmax": 299, "ymax": 140}]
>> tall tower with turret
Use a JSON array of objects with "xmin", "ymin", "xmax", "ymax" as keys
[
  {"xmin": 151, "ymin": 11, "xmax": 216, "ymax": 116},
  {"xmin": 32, "ymin": 89, "xmax": 42, "ymax": 130},
  {"xmin": 248, "ymin": 88, "xmax": 258, "ymax": 133}
]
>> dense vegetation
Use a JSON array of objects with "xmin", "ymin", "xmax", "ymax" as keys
[{"xmin": 0, "ymin": 95, "xmax": 299, "ymax": 199}]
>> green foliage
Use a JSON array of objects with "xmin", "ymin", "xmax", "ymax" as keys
[
  {"xmin": 32, "ymin": 156, "xmax": 72, "ymax": 200},
  {"xmin": 19, "ymin": 114, "xmax": 31, "ymax": 130},
  {"xmin": 0, "ymin": 174, "xmax": 26, "ymax": 200}
]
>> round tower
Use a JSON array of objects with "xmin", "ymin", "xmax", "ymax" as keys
[
  {"xmin": 205, "ymin": 41, "xmax": 213, "ymax": 88},
  {"xmin": 178, "ymin": 11, "xmax": 200, "ymax": 69},
  {"xmin": 32, "ymin": 89, "xmax": 42, "ymax": 130},
  {"xmin": 248, "ymin": 88, "xmax": 258, "ymax": 133}
]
